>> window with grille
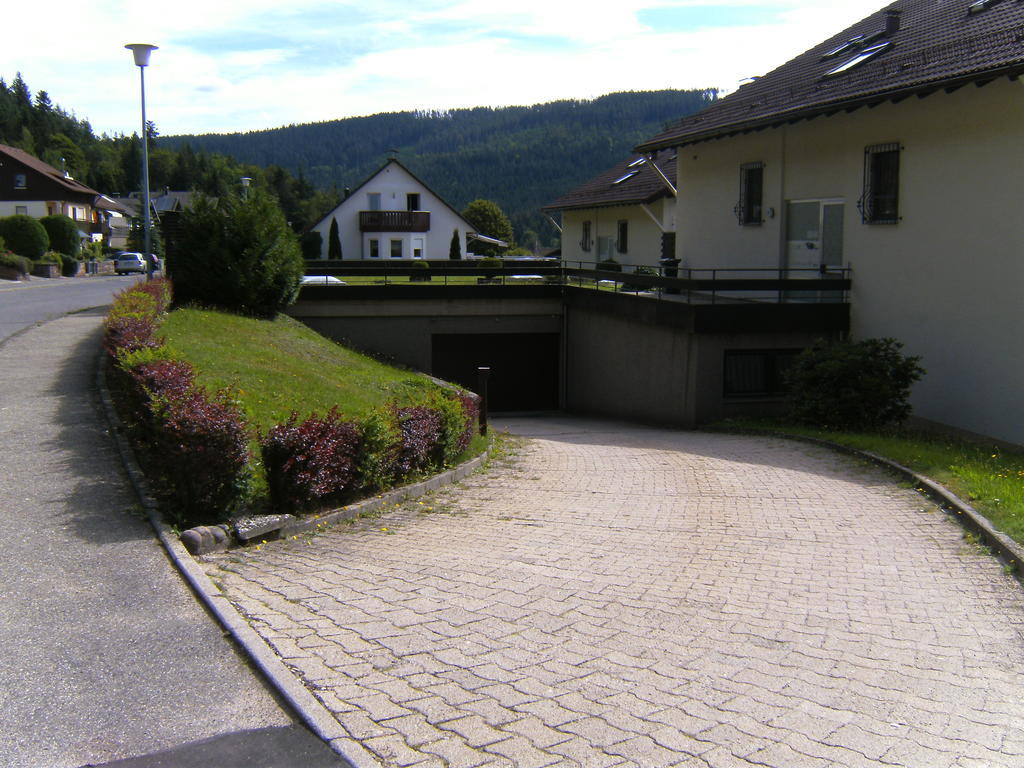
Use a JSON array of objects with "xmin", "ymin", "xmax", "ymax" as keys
[
  {"xmin": 735, "ymin": 162, "xmax": 764, "ymax": 225},
  {"xmin": 580, "ymin": 220, "xmax": 592, "ymax": 252},
  {"xmin": 860, "ymin": 143, "xmax": 900, "ymax": 224}
]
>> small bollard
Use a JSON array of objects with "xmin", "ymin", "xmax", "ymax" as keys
[{"xmin": 477, "ymin": 366, "xmax": 490, "ymax": 436}]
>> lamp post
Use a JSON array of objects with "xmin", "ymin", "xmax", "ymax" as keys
[{"xmin": 125, "ymin": 43, "xmax": 158, "ymax": 279}]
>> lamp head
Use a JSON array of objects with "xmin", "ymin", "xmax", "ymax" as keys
[{"xmin": 125, "ymin": 43, "xmax": 158, "ymax": 67}]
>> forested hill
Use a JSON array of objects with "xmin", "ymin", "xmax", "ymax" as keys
[{"xmin": 163, "ymin": 89, "xmax": 714, "ymax": 245}]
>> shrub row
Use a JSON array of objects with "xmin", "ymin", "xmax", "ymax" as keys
[
  {"xmin": 105, "ymin": 281, "xmax": 481, "ymax": 526},
  {"xmin": 261, "ymin": 395, "xmax": 479, "ymax": 514}
]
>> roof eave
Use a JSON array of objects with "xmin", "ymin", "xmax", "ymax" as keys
[{"xmin": 636, "ymin": 63, "xmax": 1024, "ymax": 152}]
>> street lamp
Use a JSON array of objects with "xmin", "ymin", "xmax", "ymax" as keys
[{"xmin": 125, "ymin": 43, "xmax": 158, "ymax": 279}]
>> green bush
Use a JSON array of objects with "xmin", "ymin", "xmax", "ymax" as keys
[
  {"xmin": 170, "ymin": 187, "xmax": 304, "ymax": 318},
  {"xmin": 597, "ymin": 258, "xmax": 622, "ymax": 272},
  {"xmin": 60, "ymin": 252, "xmax": 82, "ymax": 276},
  {"xmin": 83, "ymin": 241, "xmax": 104, "ymax": 261},
  {"xmin": 40, "ymin": 214, "xmax": 81, "ymax": 258},
  {"xmin": 478, "ymin": 257, "xmax": 503, "ymax": 269},
  {"xmin": 410, "ymin": 260, "xmax": 430, "ymax": 282},
  {"xmin": 300, "ymin": 230, "xmax": 322, "ymax": 260},
  {"xmin": 0, "ymin": 251, "xmax": 31, "ymax": 275},
  {"xmin": 355, "ymin": 406, "xmax": 401, "ymax": 491},
  {"xmin": 785, "ymin": 337, "xmax": 925, "ymax": 431},
  {"xmin": 449, "ymin": 228, "xmax": 461, "ymax": 260},
  {"xmin": 0, "ymin": 215, "xmax": 49, "ymax": 260}
]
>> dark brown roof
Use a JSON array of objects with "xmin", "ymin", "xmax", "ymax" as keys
[
  {"xmin": 543, "ymin": 151, "xmax": 677, "ymax": 212},
  {"xmin": 0, "ymin": 143, "xmax": 102, "ymax": 198},
  {"xmin": 638, "ymin": 0, "xmax": 1024, "ymax": 151}
]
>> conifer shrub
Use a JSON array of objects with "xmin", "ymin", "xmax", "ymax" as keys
[{"xmin": 261, "ymin": 408, "xmax": 362, "ymax": 512}]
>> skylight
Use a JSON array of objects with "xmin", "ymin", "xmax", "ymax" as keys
[
  {"xmin": 613, "ymin": 170, "xmax": 640, "ymax": 185},
  {"xmin": 824, "ymin": 41, "xmax": 892, "ymax": 76},
  {"xmin": 968, "ymin": 0, "xmax": 1002, "ymax": 13},
  {"xmin": 627, "ymin": 157, "xmax": 647, "ymax": 169},
  {"xmin": 823, "ymin": 34, "xmax": 865, "ymax": 59}
]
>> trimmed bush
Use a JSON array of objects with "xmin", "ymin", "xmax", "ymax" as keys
[
  {"xmin": 785, "ymin": 337, "xmax": 925, "ymax": 431},
  {"xmin": 148, "ymin": 387, "xmax": 251, "ymax": 525},
  {"xmin": 435, "ymin": 392, "xmax": 477, "ymax": 466},
  {"xmin": 394, "ymin": 404, "xmax": 443, "ymax": 477},
  {"xmin": 40, "ymin": 214, "xmax": 81, "ymax": 258},
  {"xmin": 0, "ymin": 215, "xmax": 49, "ymax": 260},
  {"xmin": 104, "ymin": 289, "xmax": 162, "ymax": 355},
  {"xmin": 597, "ymin": 258, "xmax": 622, "ymax": 272},
  {"xmin": 0, "ymin": 250, "xmax": 31, "ymax": 276},
  {"xmin": 261, "ymin": 407, "xmax": 362, "ymax": 512},
  {"xmin": 355, "ymin": 406, "xmax": 402, "ymax": 492}
]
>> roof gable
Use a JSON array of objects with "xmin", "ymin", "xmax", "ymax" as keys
[
  {"xmin": 313, "ymin": 158, "xmax": 473, "ymax": 230},
  {"xmin": 0, "ymin": 143, "xmax": 102, "ymax": 198},
  {"xmin": 638, "ymin": 0, "xmax": 1024, "ymax": 151},
  {"xmin": 543, "ymin": 151, "xmax": 677, "ymax": 212}
]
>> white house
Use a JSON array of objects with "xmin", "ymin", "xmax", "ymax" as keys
[
  {"xmin": 636, "ymin": 0, "xmax": 1024, "ymax": 446},
  {"xmin": 310, "ymin": 159, "xmax": 473, "ymax": 261},
  {"xmin": 543, "ymin": 151, "xmax": 677, "ymax": 268}
]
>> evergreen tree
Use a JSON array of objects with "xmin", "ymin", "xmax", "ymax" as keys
[
  {"xmin": 327, "ymin": 217, "xmax": 342, "ymax": 260},
  {"xmin": 462, "ymin": 199, "xmax": 513, "ymax": 257},
  {"xmin": 449, "ymin": 228, "xmax": 461, "ymax": 260}
]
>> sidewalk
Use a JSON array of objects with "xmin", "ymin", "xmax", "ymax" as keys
[{"xmin": 0, "ymin": 310, "xmax": 334, "ymax": 767}]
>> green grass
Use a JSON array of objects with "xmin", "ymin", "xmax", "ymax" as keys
[
  {"xmin": 161, "ymin": 308, "xmax": 440, "ymax": 432},
  {"xmin": 720, "ymin": 418, "xmax": 1024, "ymax": 545}
]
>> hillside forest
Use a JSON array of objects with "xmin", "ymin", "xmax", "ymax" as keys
[{"xmin": 1, "ymin": 73, "xmax": 714, "ymax": 246}]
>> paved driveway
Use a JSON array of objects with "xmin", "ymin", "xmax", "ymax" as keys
[{"xmin": 205, "ymin": 416, "xmax": 1024, "ymax": 768}]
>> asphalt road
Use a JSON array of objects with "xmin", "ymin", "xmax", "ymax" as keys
[{"xmin": 0, "ymin": 274, "xmax": 137, "ymax": 344}]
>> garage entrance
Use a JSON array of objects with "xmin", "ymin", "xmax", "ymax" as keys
[{"xmin": 431, "ymin": 333, "xmax": 560, "ymax": 411}]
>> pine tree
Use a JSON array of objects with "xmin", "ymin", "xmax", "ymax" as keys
[{"xmin": 328, "ymin": 217, "xmax": 342, "ymax": 260}]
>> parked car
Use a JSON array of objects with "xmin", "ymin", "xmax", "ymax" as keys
[{"xmin": 114, "ymin": 252, "xmax": 147, "ymax": 275}]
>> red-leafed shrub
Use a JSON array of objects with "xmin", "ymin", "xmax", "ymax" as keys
[
  {"xmin": 129, "ymin": 358, "xmax": 196, "ymax": 401},
  {"xmin": 148, "ymin": 387, "xmax": 251, "ymax": 525},
  {"xmin": 454, "ymin": 392, "xmax": 480, "ymax": 454},
  {"xmin": 394, "ymin": 404, "xmax": 443, "ymax": 477},
  {"xmin": 261, "ymin": 408, "xmax": 362, "ymax": 512},
  {"xmin": 132, "ymin": 277, "xmax": 173, "ymax": 314},
  {"xmin": 104, "ymin": 284, "xmax": 166, "ymax": 355}
]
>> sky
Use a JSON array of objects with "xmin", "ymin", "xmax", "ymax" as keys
[{"xmin": 6, "ymin": 0, "xmax": 888, "ymax": 138}]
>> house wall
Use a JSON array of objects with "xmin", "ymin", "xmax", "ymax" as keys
[
  {"xmin": 311, "ymin": 162, "xmax": 468, "ymax": 260},
  {"xmin": 0, "ymin": 200, "xmax": 49, "ymax": 218},
  {"xmin": 560, "ymin": 200, "xmax": 673, "ymax": 267},
  {"xmin": 675, "ymin": 78, "xmax": 1024, "ymax": 445}
]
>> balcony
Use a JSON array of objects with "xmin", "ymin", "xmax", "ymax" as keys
[{"xmin": 359, "ymin": 210, "xmax": 430, "ymax": 233}]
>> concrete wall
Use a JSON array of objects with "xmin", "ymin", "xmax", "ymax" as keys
[
  {"xmin": 311, "ymin": 162, "xmax": 469, "ymax": 261},
  {"xmin": 560, "ymin": 199, "xmax": 673, "ymax": 267},
  {"xmin": 674, "ymin": 78, "xmax": 1024, "ymax": 445}
]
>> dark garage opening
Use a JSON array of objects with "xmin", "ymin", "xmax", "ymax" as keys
[{"xmin": 431, "ymin": 333, "xmax": 560, "ymax": 411}]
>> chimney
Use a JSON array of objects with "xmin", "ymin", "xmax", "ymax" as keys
[{"xmin": 885, "ymin": 9, "xmax": 902, "ymax": 35}]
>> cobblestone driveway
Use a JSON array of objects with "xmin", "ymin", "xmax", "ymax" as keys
[{"xmin": 204, "ymin": 417, "xmax": 1024, "ymax": 767}]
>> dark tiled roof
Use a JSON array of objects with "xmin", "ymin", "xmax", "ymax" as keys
[
  {"xmin": 543, "ymin": 151, "xmax": 677, "ymax": 211},
  {"xmin": 638, "ymin": 0, "xmax": 1024, "ymax": 151},
  {"xmin": 0, "ymin": 143, "xmax": 101, "ymax": 197}
]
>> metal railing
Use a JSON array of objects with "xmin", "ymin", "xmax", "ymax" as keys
[{"xmin": 302, "ymin": 260, "xmax": 851, "ymax": 304}]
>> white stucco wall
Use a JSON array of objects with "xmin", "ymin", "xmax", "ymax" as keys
[
  {"xmin": 559, "ymin": 198, "xmax": 674, "ymax": 267},
  {"xmin": 312, "ymin": 162, "xmax": 468, "ymax": 260},
  {"xmin": 674, "ymin": 78, "xmax": 1024, "ymax": 445},
  {"xmin": 0, "ymin": 200, "xmax": 49, "ymax": 218}
]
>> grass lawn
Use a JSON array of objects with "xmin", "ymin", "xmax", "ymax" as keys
[
  {"xmin": 720, "ymin": 419, "xmax": 1024, "ymax": 546},
  {"xmin": 161, "ymin": 308, "xmax": 443, "ymax": 432}
]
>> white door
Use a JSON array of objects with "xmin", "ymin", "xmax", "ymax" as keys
[{"xmin": 786, "ymin": 200, "xmax": 844, "ymax": 273}]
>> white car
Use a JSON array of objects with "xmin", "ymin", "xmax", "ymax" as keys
[
  {"xmin": 114, "ymin": 252, "xmax": 147, "ymax": 275},
  {"xmin": 301, "ymin": 275, "xmax": 346, "ymax": 285}
]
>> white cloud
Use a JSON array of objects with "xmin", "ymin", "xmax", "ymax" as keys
[{"xmin": 5, "ymin": 0, "xmax": 887, "ymax": 136}]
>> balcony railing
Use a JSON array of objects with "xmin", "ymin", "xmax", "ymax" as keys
[{"xmin": 359, "ymin": 210, "xmax": 430, "ymax": 232}]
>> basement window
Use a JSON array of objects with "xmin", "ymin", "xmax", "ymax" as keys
[
  {"xmin": 859, "ymin": 143, "xmax": 901, "ymax": 224},
  {"xmin": 825, "ymin": 41, "xmax": 892, "ymax": 76},
  {"xmin": 723, "ymin": 350, "xmax": 799, "ymax": 398}
]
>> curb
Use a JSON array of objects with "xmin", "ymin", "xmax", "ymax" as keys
[
  {"xmin": 713, "ymin": 427, "xmax": 1024, "ymax": 576},
  {"xmin": 96, "ymin": 353, "xmax": 383, "ymax": 768}
]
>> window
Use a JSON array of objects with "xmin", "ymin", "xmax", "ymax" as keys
[
  {"xmin": 368, "ymin": 192, "xmax": 381, "ymax": 211},
  {"xmin": 368, "ymin": 239, "xmax": 380, "ymax": 258},
  {"xmin": 15, "ymin": 205, "xmax": 27, "ymax": 215},
  {"xmin": 407, "ymin": 193, "xmax": 420, "ymax": 211},
  {"xmin": 824, "ymin": 41, "xmax": 891, "ymax": 77},
  {"xmin": 860, "ymin": 143, "xmax": 900, "ymax": 224},
  {"xmin": 723, "ymin": 350, "xmax": 799, "ymax": 398},
  {"xmin": 616, "ymin": 220, "xmax": 628, "ymax": 253},
  {"xmin": 390, "ymin": 239, "xmax": 403, "ymax": 258},
  {"xmin": 14, "ymin": 173, "xmax": 26, "ymax": 189},
  {"xmin": 735, "ymin": 162, "xmax": 764, "ymax": 225},
  {"xmin": 580, "ymin": 220, "xmax": 592, "ymax": 252}
]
